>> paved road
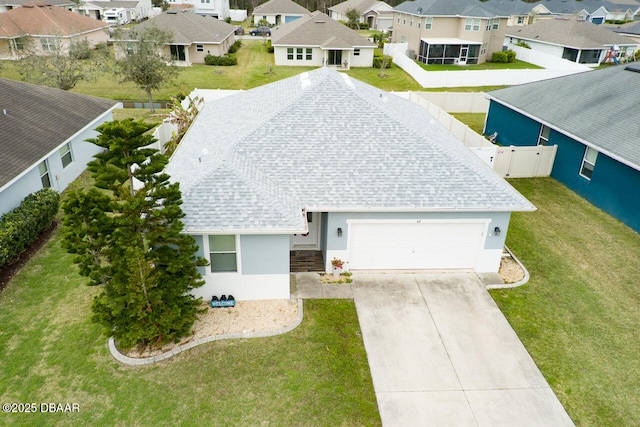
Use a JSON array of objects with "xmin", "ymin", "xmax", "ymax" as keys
[{"xmin": 352, "ymin": 273, "xmax": 574, "ymax": 427}]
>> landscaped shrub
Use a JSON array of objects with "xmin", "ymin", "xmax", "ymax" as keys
[
  {"xmin": 228, "ymin": 40, "xmax": 242, "ymax": 54},
  {"xmin": 204, "ymin": 54, "xmax": 237, "ymax": 66},
  {"xmin": 516, "ymin": 41, "xmax": 531, "ymax": 49},
  {"xmin": 0, "ymin": 188, "xmax": 60, "ymax": 268},
  {"xmin": 358, "ymin": 22, "xmax": 369, "ymax": 30},
  {"xmin": 266, "ymin": 40, "xmax": 274, "ymax": 53},
  {"xmin": 491, "ymin": 50, "xmax": 516, "ymax": 63},
  {"xmin": 373, "ymin": 54, "xmax": 393, "ymax": 68}
]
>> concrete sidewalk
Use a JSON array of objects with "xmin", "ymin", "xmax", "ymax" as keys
[{"xmin": 352, "ymin": 273, "xmax": 574, "ymax": 427}]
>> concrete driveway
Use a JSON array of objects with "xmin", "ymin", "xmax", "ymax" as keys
[{"xmin": 352, "ymin": 273, "xmax": 574, "ymax": 427}]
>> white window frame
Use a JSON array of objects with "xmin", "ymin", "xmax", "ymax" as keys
[
  {"xmin": 354, "ymin": 48, "xmax": 360, "ymax": 56},
  {"xmin": 403, "ymin": 14, "xmax": 406, "ymax": 25},
  {"xmin": 424, "ymin": 17, "xmax": 432, "ymax": 30},
  {"xmin": 196, "ymin": 44, "xmax": 204, "ymax": 52},
  {"xmin": 287, "ymin": 47, "xmax": 293, "ymax": 60},
  {"xmin": 538, "ymin": 125, "xmax": 550, "ymax": 146},
  {"xmin": 305, "ymin": 48, "xmax": 312, "ymax": 60},
  {"xmin": 580, "ymin": 147, "xmax": 598, "ymax": 180},
  {"xmin": 208, "ymin": 235, "xmax": 239, "ymax": 273},
  {"xmin": 39, "ymin": 161, "xmax": 51, "ymax": 189},
  {"xmin": 40, "ymin": 37, "xmax": 57, "ymax": 52},
  {"xmin": 465, "ymin": 18, "xmax": 480, "ymax": 31},
  {"xmin": 480, "ymin": 42, "xmax": 487, "ymax": 55},
  {"xmin": 60, "ymin": 143, "xmax": 73, "ymax": 168},
  {"xmin": 296, "ymin": 47, "xmax": 303, "ymax": 60},
  {"xmin": 409, "ymin": 15, "xmax": 413, "ymax": 26}
]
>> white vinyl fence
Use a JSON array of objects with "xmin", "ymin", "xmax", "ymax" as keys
[
  {"xmin": 404, "ymin": 92, "xmax": 557, "ymax": 178},
  {"xmin": 384, "ymin": 43, "xmax": 591, "ymax": 88},
  {"xmin": 148, "ymin": 121, "xmax": 178, "ymax": 153}
]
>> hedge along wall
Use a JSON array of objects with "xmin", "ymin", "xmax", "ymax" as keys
[{"xmin": 0, "ymin": 188, "xmax": 60, "ymax": 269}]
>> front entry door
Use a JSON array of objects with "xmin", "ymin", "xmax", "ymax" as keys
[{"xmin": 290, "ymin": 212, "xmax": 320, "ymax": 249}]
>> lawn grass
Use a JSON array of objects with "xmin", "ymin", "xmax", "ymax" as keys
[
  {"xmin": 415, "ymin": 59, "xmax": 543, "ymax": 71},
  {"xmin": 0, "ymin": 230, "xmax": 380, "ymax": 426},
  {"xmin": 492, "ymin": 178, "xmax": 640, "ymax": 426},
  {"xmin": 450, "ymin": 113, "xmax": 486, "ymax": 134}
]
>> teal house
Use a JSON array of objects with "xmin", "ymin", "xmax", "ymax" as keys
[{"xmin": 484, "ymin": 64, "xmax": 640, "ymax": 233}]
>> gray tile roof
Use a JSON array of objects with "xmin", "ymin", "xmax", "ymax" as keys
[
  {"xmin": 253, "ymin": 0, "xmax": 309, "ymax": 15},
  {"xmin": 271, "ymin": 11, "xmax": 376, "ymax": 48},
  {"xmin": 165, "ymin": 68, "xmax": 534, "ymax": 233},
  {"xmin": 487, "ymin": 65, "xmax": 640, "ymax": 171},
  {"xmin": 506, "ymin": 17, "xmax": 638, "ymax": 48},
  {"xmin": 135, "ymin": 11, "xmax": 236, "ymax": 44},
  {"xmin": 393, "ymin": 0, "xmax": 640, "ymax": 17},
  {"xmin": 0, "ymin": 78, "xmax": 118, "ymax": 190},
  {"xmin": 393, "ymin": 0, "xmax": 510, "ymax": 18}
]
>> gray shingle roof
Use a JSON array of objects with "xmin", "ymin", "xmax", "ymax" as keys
[
  {"xmin": 608, "ymin": 20, "xmax": 640, "ymax": 36},
  {"xmin": 0, "ymin": 78, "xmax": 118, "ymax": 190},
  {"xmin": 487, "ymin": 65, "xmax": 640, "ymax": 171},
  {"xmin": 271, "ymin": 11, "xmax": 376, "ymax": 48},
  {"xmin": 165, "ymin": 68, "xmax": 534, "ymax": 233},
  {"xmin": 506, "ymin": 17, "xmax": 638, "ymax": 49},
  {"xmin": 393, "ymin": 0, "xmax": 510, "ymax": 18},
  {"xmin": 135, "ymin": 11, "xmax": 236, "ymax": 44},
  {"xmin": 329, "ymin": 0, "xmax": 384, "ymax": 14},
  {"xmin": 253, "ymin": 0, "xmax": 309, "ymax": 15}
]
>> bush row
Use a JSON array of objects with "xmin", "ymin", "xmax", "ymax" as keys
[
  {"xmin": 0, "ymin": 188, "xmax": 60, "ymax": 269},
  {"xmin": 491, "ymin": 50, "xmax": 516, "ymax": 63},
  {"xmin": 228, "ymin": 40, "xmax": 242, "ymax": 54},
  {"xmin": 205, "ymin": 54, "xmax": 237, "ymax": 66}
]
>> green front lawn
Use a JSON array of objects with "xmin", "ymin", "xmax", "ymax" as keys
[
  {"xmin": 493, "ymin": 178, "xmax": 640, "ymax": 426},
  {"xmin": 451, "ymin": 113, "xmax": 486, "ymax": 134},
  {"xmin": 0, "ymin": 233, "xmax": 379, "ymax": 426},
  {"xmin": 416, "ymin": 59, "xmax": 543, "ymax": 71}
]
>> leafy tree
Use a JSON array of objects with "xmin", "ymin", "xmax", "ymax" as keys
[
  {"xmin": 61, "ymin": 119, "xmax": 207, "ymax": 349},
  {"xmin": 18, "ymin": 36, "xmax": 107, "ymax": 90},
  {"xmin": 346, "ymin": 8, "xmax": 360, "ymax": 29},
  {"xmin": 112, "ymin": 26, "xmax": 178, "ymax": 113}
]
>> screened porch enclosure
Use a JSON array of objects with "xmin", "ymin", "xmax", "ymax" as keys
[{"xmin": 418, "ymin": 39, "xmax": 481, "ymax": 65}]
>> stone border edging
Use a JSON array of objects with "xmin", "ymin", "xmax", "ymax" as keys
[
  {"xmin": 486, "ymin": 245, "xmax": 530, "ymax": 290},
  {"xmin": 108, "ymin": 298, "xmax": 304, "ymax": 366}
]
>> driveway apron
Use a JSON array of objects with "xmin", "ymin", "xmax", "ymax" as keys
[{"xmin": 352, "ymin": 273, "xmax": 574, "ymax": 427}]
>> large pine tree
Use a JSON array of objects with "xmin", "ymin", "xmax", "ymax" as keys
[{"xmin": 62, "ymin": 119, "xmax": 207, "ymax": 349}]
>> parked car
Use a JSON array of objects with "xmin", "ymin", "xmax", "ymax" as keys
[
  {"xmin": 250, "ymin": 26, "xmax": 271, "ymax": 37},
  {"xmin": 234, "ymin": 26, "xmax": 245, "ymax": 35}
]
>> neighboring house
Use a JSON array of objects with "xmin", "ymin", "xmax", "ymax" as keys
[
  {"xmin": 165, "ymin": 68, "xmax": 535, "ymax": 301},
  {"xmin": 192, "ymin": 0, "xmax": 229, "ymax": 19},
  {"xmin": 0, "ymin": 0, "xmax": 73, "ymax": 13},
  {"xmin": 0, "ymin": 2, "xmax": 110, "ymax": 59},
  {"xmin": 0, "ymin": 78, "xmax": 119, "ymax": 216},
  {"xmin": 391, "ymin": 0, "xmax": 510, "ymax": 65},
  {"xmin": 113, "ymin": 11, "xmax": 236, "ymax": 65},
  {"xmin": 74, "ymin": 0, "xmax": 154, "ymax": 23},
  {"xmin": 484, "ymin": 63, "xmax": 640, "ymax": 234},
  {"xmin": 328, "ymin": 0, "xmax": 394, "ymax": 30},
  {"xmin": 505, "ymin": 17, "xmax": 638, "ymax": 66},
  {"xmin": 607, "ymin": 20, "xmax": 640, "ymax": 43},
  {"xmin": 271, "ymin": 11, "xmax": 375, "ymax": 68},
  {"xmin": 252, "ymin": 0, "xmax": 308, "ymax": 26}
]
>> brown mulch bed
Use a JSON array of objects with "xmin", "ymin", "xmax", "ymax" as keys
[{"xmin": 0, "ymin": 221, "xmax": 59, "ymax": 293}]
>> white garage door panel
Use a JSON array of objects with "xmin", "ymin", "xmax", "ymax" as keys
[{"xmin": 349, "ymin": 222, "xmax": 485, "ymax": 270}]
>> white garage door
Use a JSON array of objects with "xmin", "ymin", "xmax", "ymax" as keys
[{"xmin": 348, "ymin": 221, "xmax": 486, "ymax": 270}]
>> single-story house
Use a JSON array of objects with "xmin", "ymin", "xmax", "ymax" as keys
[
  {"xmin": 74, "ymin": 0, "xmax": 154, "ymax": 23},
  {"xmin": 0, "ymin": 1, "xmax": 109, "ymax": 59},
  {"xmin": 113, "ymin": 11, "xmax": 236, "ymax": 65},
  {"xmin": 271, "ymin": 11, "xmax": 375, "ymax": 68},
  {"xmin": 505, "ymin": 17, "xmax": 638, "ymax": 66},
  {"xmin": 391, "ymin": 0, "xmax": 510, "ymax": 65},
  {"xmin": 252, "ymin": 0, "xmax": 308, "ymax": 26},
  {"xmin": 164, "ymin": 68, "xmax": 535, "ymax": 301},
  {"xmin": 328, "ymin": 0, "xmax": 394, "ymax": 30},
  {"xmin": 484, "ymin": 63, "xmax": 640, "ymax": 234},
  {"xmin": 0, "ymin": 78, "xmax": 119, "ymax": 216}
]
